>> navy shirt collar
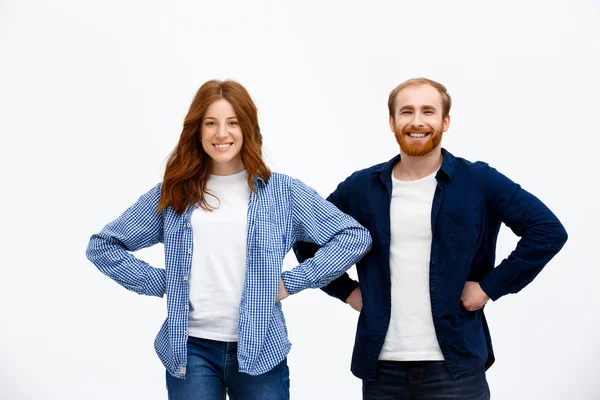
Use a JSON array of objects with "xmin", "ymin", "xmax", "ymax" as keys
[{"xmin": 371, "ymin": 148, "xmax": 456, "ymax": 184}]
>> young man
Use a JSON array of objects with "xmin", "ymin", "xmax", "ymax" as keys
[{"xmin": 294, "ymin": 78, "xmax": 568, "ymax": 399}]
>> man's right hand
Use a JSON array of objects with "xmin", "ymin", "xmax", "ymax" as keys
[{"xmin": 346, "ymin": 287, "xmax": 362, "ymax": 312}]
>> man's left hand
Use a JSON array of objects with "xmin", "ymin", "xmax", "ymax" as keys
[{"xmin": 460, "ymin": 281, "xmax": 490, "ymax": 311}]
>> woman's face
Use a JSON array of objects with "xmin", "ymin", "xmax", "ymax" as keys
[{"xmin": 200, "ymin": 99, "xmax": 245, "ymax": 175}]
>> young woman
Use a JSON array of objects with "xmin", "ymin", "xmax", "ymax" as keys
[{"xmin": 86, "ymin": 80, "xmax": 371, "ymax": 400}]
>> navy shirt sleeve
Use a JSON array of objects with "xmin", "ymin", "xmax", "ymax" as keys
[{"xmin": 478, "ymin": 165, "xmax": 568, "ymax": 301}]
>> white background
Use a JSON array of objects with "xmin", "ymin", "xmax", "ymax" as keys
[{"xmin": 1, "ymin": 0, "xmax": 598, "ymax": 399}]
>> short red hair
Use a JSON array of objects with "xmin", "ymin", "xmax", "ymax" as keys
[{"xmin": 388, "ymin": 77, "xmax": 452, "ymax": 119}]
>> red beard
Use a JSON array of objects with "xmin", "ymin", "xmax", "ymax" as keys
[{"xmin": 394, "ymin": 125, "xmax": 443, "ymax": 157}]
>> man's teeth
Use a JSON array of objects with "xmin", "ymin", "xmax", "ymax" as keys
[
  {"xmin": 408, "ymin": 133, "xmax": 428, "ymax": 138},
  {"xmin": 214, "ymin": 143, "xmax": 232, "ymax": 149}
]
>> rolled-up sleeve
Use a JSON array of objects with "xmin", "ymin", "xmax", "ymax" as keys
[
  {"xmin": 281, "ymin": 179, "xmax": 372, "ymax": 295},
  {"xmin": 86, "ymin": 183, "xmax": 166, "ymax": 297}
]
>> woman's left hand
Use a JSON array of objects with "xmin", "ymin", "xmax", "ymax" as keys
[{"xmin": 276, "ymin": 279, "xmax": 290, "ymax": 302}]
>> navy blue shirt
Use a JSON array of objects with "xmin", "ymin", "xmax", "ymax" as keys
[{"xmin": 294, "ymin": 149, "xmax": 567, "ymax": 380}]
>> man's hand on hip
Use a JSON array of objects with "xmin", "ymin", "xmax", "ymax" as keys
[
  {"xmin": 346, "ymin": 287, "xmax": 363, "ymax": 312},
  {"xmin": 461, "ymin": 281, "xmax": 490, "ymax": 311}
]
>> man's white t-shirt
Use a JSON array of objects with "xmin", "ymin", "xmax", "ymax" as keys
[{"xmin": 379, "ymin": 170, "xmax": 445, "ymax": 361}]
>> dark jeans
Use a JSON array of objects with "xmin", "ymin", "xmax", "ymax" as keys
[
  {"xmin": 363, "ymin": 361, "xmax": 490, "ymax": 400},
  {"xmin": 166, "ymin": 336, "xmax": 290, "ymax": 400}
]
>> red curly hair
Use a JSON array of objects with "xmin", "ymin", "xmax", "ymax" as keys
[{"xmin": 158, "ymin": 80, "xmax": 271, "ymax": 213}]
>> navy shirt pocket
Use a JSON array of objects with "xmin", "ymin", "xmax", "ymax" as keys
[{"xmin": 441, "ymin": 207, "xmax": 481, "ymax": 252}]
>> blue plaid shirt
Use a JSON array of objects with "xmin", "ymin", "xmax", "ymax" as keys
[{"xmin": 86, "ymin": 172, "xmax": 372, "ymax": 378}]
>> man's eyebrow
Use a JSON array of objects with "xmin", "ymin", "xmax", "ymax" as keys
[{"xmin": 399, "ymin": 104, "xmax": 438, "ymax": 110}]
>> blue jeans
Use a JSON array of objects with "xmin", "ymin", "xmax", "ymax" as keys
[
  {"xmin": 363, "ymin": 361, "xmax": 490, "ymax": 400},
  {"xmin": 166, "ymin": 336, "xmax": 290, "ymax": 400}
]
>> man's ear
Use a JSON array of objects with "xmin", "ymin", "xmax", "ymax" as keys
[{"xmin": 442, "ymin": 114, "xmax": 451, "ymax": 132}]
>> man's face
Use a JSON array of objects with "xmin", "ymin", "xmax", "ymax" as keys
[{"xmin": 390, "ymin": 84, "xmax": 450, "ymax": 157}]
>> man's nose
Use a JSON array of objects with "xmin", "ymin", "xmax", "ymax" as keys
[{"xmin": 411, "ymin": 113, "xmax": 424, "ymax": 127}]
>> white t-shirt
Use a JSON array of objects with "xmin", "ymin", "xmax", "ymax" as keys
[
  {"xmin": 187, "ymin": 170, "xmax": 250, "ymax": 342},
  {"xmin": 378, "ymin": 169, "xmax": 445, "ymax": 361}
]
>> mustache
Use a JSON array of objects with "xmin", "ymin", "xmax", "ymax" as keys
[{"xmin": 401, "ymin": 126, "xmax": 433, "ymax": 134}]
